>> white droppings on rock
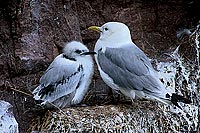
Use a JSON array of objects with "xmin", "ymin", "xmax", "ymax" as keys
[
  {"xmin": 29, "ymin": 22, "xmax": 200, "ymax": 133},
  {"xmin": 0, "ymin": 101, "xmax": 19, "ymax": 133},
  {"xmin": 20, "ymin": 56, "xmax": 30, "ymax": 61}
]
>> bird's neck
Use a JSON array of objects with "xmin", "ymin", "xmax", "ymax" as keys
[
  {"xmin": 95, "ymin": 39, "xmax": 133, "ymax": 53},
  {"xmin": 76, "ymin": 56, "xmax": 93, "ymax": 66},
  {"xmin": 95, "ymin": 31, "xmax": 133, "ymax": 50}
]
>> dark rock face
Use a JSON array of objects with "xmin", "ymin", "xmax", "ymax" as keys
[{"xmin": 0, "ymin": 0, "xmax": 199, "ymax": 132}]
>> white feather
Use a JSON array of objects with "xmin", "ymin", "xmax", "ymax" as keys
[{"xmin": 32, "ymin": 41, "xmax": 94, "ymax": 108}]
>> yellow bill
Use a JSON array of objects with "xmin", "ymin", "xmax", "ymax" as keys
[{"xmin": 88, "ymin": 26, "xmax": 101, "ymax": 32}]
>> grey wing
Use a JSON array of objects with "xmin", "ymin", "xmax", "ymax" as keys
[
  {"xmin": 33, "ymin": 55, "xmax": 83, "ymax": 102},
  {"xmin": 104, "ymin": 45, "xmax": 153, "ymax": 76},
  {"xmin": 98, "ymin": 45, "xmax": 159, "ymax": 92}
]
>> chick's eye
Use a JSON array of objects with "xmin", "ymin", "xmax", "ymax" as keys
[
  {"xmin": 104, "ymin": 28, "xmax": 108, "ymax": 31},
  {"xmin": 75, "ymin": 50, "xmax": 82, "ymax": 54}
]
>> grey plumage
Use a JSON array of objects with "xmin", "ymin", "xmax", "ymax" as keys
[
  {"xmin": 89, "ymin": 22, "xmax": 191, "ymax": 108},
  {"xmin": 98, "ymin": 45, "xmax": 166, "ymax": 99},
  {"xmin": 34, "ymin": 58, "xmax": 83, "ymax": 103},
  {"xmin": 32, "ymin": 41, "xmax": 95, "ymax": 109}
]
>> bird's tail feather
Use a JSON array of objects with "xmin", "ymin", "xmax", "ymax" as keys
[
  {"xmin": 145, "ymin": 94, "xmax": 171, "ymax": 105},
  {"xmin": 32, "ymin": 85, "xmax": 42, "ymax": 100},
  {"xmin": 146, "ymin": 93, "xmax": 191, "ymax": 109},
  {"xmin": 171, "ymin": 93, "xmax": 191, "ymax": 109}
]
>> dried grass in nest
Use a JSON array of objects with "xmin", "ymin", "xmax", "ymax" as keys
[
  {"xmin": 28, "ymin": 23, "xmax": 200, "ymax": 133},
  {"xmin": 28, "ymin": 101, "xmax": 181, "ymax": 133}
]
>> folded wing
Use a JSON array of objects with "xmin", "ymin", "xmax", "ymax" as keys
[
  {"xmin": 33, "ymin": 54, "xmax": 83, "ymax": 103},
  {"xmin": 98, "ymin": 45, "xmax": 165, "ymax": 96}
]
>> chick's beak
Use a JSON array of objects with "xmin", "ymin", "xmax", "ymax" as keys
[
  {"xmin": 88, "ymin": 26, "xmax": 101, "ymax": 32},
  {"xmin": 81, "ymin": 51, "xmax": 97, "ymax": 55}
]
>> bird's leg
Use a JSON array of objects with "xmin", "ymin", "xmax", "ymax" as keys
[{"xmin": 109, "ymin": 88, "xmax": 121, "ymax": 104}]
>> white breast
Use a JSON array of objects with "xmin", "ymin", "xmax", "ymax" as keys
[{"xmin": 71, "ymin": 56, "xmax": 94, "ymax": 104}]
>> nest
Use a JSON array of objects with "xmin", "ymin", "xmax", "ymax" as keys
[
  {"xmin": 28, "ymin": 100, "xmax": 196, "ymax": 133},
  {"xmin": 29, "ymin": 102, "xmax": 158, "ymax": 132},
  {"xmin": 28, "ymin": 23, "xmax": 200, "ymax": 133}
]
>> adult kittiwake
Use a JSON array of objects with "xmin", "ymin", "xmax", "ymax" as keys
[
  {"xmin": 88, "ymin": 22, "xmax": 191, "ymax": 108},
  {"xmin": 32, "ymin": 41, "xmax": 96, "ymax": 109}
]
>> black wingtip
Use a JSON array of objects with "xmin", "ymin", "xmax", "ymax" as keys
[
  {"xmin": 35, "ymin": 99, "xmax": 44, "ymax": 104},
  {"xmin": 171, "ymin": 93, "xmax": 192, "ymax": 109}
]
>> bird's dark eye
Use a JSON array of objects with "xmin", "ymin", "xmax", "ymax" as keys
[
  {"xmin": 104, "ymin": 28, "xmax": 108, "ymax": 31},
  {"xmin": 75, "ymin": 50, "xmax": 82, "ymax": 54}
]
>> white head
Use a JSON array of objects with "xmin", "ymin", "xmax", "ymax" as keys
[
  {"xmin": 63, "ymin": 41, "xmax": 96, "ymax": 59},
  {"xmin": 88, "ymin": 22, "xmax": 132, "ymax": 45}
]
